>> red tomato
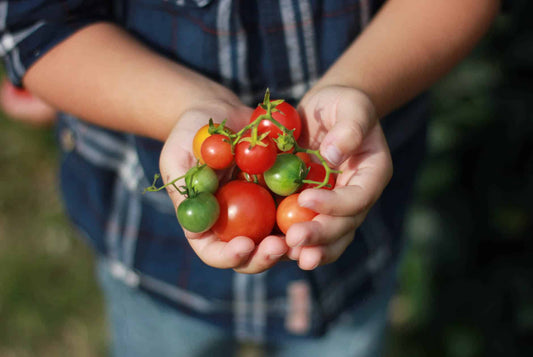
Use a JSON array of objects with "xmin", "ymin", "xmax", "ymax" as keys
[
  {"xmin": 212, "ymin": 181, "xmax": 276, "ymax": 243},
  {"xmin": 251, "ymin": 101, "xmax": 302, "ymax": 141},
  {"xmin": 301, "ymin": 162, "xmax": 336, "ymax": 190},
  {"xmin": 295, "ymin": 152, "xmax": 312, "ymax": 165},
  {"xmin": 234, "ymin": 169, "xmax": 268, "ymax": 188},
  {"xmin": 193, "ymin": 124, "xmax": 217, "ymax": 164},
  {"xmin": 235, "ymin": 135, "xmax": 277, "ymax": 174},
  {"xmin": 276, "ymin": 194, "xmax": 317, "ymax": 234},
  {"xmin": 201, "ymin": 134, "xmax": 234, "ymax": 170}
]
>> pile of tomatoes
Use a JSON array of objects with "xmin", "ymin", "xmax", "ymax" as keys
[{"xmin": 146, "ymin": 90, "xmax": 338, "ymax": 244}]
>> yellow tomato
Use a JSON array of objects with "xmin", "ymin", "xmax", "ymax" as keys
[{"xmin": 192, "ymin": 124, "xmax": 218, "ymax": 164}]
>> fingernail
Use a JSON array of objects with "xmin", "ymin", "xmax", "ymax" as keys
[
  {"xmin": 298, "ymin": 199, "xmax": 315, "ymax": 209},
  {"xmin": 323, "ymin": 145, "xmax": 342, "ymax": 166},
  {"xmin": 298, "ymin": 193, "xmax": 317, "ymax": 210},
  {"xmin": 268, "ymin": 253, "xmax": 285, "ymax": 260},
  {"xmin": 308, "ymin": 261, "xmax": 320, "ymax": 270},
  {"xmin": 289, "ymin": 236, "xmax": 305, "ymax": 247},
  {"xmin": 237, "ymin": 247, "xmax": 255, "ymax": 257}
]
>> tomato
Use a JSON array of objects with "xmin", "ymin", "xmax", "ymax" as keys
[
  {"xmin": 212, "ymin": 181, "xmax": 276, "ymax": 243},
  {"xmin": 177, "ymin": 192, "xmax": 220, "ymax": 233},
  {"xmin": 234, "ymin": 169, "xmax": 267, "ymax": 188},
  {"xmin": 189, "ymin": 165, "xmax": 218, "ymax": 194},
  {"xmin": 276, "ymin": 194, "xmax": 317, "ymax": 234},
  {"xmin": 201, "ymin": 134, "xmax": 234, "ymax": 170},
  {"xmin": 235, "ymin": 134, "xmax": 277, "ymax": 174},
  {"xmin": 192, "ymin": 124, "xmax": 216, "ymax": 164},
  {"xmin": 295, "ymin": 152, "xmax": 312, "ymax": 165},
  {"xmin": 301, "ymin": 162, "xmax": 336, "ymax": 190},
  {"xmin": 251, "ymin": 101, "xmax": 302, "ymax": 141},
  {"xmin": 264, "ymin": 154, "xmax": 306, "ymax": 196}
]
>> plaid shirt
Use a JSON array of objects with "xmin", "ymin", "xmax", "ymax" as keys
[{"xmin": 1, "ymin": 0, "xmax": 428, "ymax": 341}]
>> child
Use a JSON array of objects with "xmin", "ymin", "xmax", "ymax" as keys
[{"xmin": 1, "ymin": 0, "xmax": 500, "ymax": 356}]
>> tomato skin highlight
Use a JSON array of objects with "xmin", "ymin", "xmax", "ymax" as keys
[
  {"xmin": 276, "ymin": 194, "xmax": 318, "ymax": 234},
  {"xmin": 201, "ymin": 134, "xmax": 234, "ymax": 170},
  {"xmin": 301, "ymin": 162, "xmax": 336, "ymax": 191},
  {"xmin": 212, "ymin": 181, "xmax": 276, "ymax": 243},
  {"xmin": 251, "ymin": 101, "xmax": 302, "ymax": 141},
  {"xmin": 177, "ymin": 192, "xmax": 220, "ymax": 233},
  {"xmin": 235, "ymin": 135, "xmax": 277, "ymax": 175},
  {"xmin": 264, "ymin": 153, "xmax": 306, "ymax": 196}
]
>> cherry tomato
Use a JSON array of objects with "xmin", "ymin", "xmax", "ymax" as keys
[
  {"xmin": 264, "ymin": 153, "xmax": 306, "ymax": 196},
  {"xmin": 301, "ymin": 162, "xmax": 336, "ymax": 191},
  {"xmin": 177, "ymin": 192, "xmax": 220, "ymax": 233},
  {"xmin": 193, "ymin": 124, "xmax": 217, "ymax": 164},
  {"xmin": 276, "ymin": 194, "xmax": 317, "ymax": 234},
  {"xmin": 201, "ymin": 134, "xmax": 234, "ymax": 170},
  {"xmin": 234, "ymin": 169, "xmax": 268, "ymax": 188},
  {"xmin": 235, "ymin": 134, "xmax": 277, "ymax": 174},
  {"xmin": 251, "ymin": 101, "xmax": 302, "ymax": 141},
  {"xmin": 189, "ymin": 165, "xmax": 219, "ymax": 194},
  {"xmin": 295, "ymin": 152, "xmax": 312, "ymax": 165},
  {"xmin": 212, "ymin": 181, "xmax": 276, "ymax": 243}
]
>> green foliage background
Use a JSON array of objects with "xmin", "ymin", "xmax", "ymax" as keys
[{"xmin": 0, "ymin": 2, "xmax": 532, "ymax": 356}]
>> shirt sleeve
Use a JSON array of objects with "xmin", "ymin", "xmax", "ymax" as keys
[{"xmin": 0, "ymin": 0, "xmax": 112, "ymax": 87}]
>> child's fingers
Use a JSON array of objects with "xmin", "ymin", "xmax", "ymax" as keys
[
  {"xmin": 296, "ymin": 233, "xmax": 355, "ymax": 270},
  {"xmin": 298, "ymin": 130, "xmax": 392, "ymax": 217},
  {"xmin": 232, "ymin": 235, "xmax": 288, "ymax": 274},
  {"xmin": 317, "ymin": 91, "xmax": 376, "ymax": 166},
  {"xmin": 186, "ymin": 235, "xmax": 257, "ymax": 269},
  {"xmin": 285, "ymin": 215, "xmax": 363, "ymax": 248}
]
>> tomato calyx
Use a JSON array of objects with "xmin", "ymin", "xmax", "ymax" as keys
[
  {"xmin": 207, "ymin": 118, "xmax": 233, "ymax": 137},
  {"xmin": 273, "ymin": 131, "xmax": 296, "ymax": 152},
  {"xmin": 237, "ymin": 130, "xmax": 271, "ymax": 148}
]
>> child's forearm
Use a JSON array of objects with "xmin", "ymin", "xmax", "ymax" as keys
[
  {"xmin": 22, "ymin": 22, "xmax": 239, "ymax": 141},
  {"xmin": 313, "ymin": 0, "xmax": 501, "ymax": 118}
]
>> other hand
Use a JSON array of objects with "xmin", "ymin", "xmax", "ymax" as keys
[{"xmin": 286, "ymin": 85, "xmax": 393, "ymax": 270}]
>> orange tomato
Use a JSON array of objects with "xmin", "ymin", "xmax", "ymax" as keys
[{"xmin": 276, "ymin": 194, "xmax": 317, "ymax": 234}]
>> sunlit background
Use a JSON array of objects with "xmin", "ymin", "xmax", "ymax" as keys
[{"xmin": 1, "ymin": 2, "xmax": 532, "ymax": 356}]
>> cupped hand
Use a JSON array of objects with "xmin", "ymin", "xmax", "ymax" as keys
[
  {"xmin": 287, "ymin": 86, "xmax": 393, "ymax": 270},
  {"xmin": 159, "ymin": 99, "xmax": 288, "ymax": 274}
]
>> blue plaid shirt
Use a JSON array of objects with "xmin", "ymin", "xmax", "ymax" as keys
[{"xmin": 1, "ymin": 0, "xmax": 428, "ymax": 341}]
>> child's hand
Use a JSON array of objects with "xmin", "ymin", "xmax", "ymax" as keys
[
  {"xmin": 286, "ymin": 86, "xmax": 393, "ymax": 270},
  {"xmin": 159, "ymin": 99, "xmax": 288, "ymax": 274}
]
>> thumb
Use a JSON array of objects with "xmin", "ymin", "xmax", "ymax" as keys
[{"xmin": 319, "ymin": 91, "xmax": 377, "ymax": 166}]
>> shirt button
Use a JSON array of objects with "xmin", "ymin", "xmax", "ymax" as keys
[{"xmin": 60, "ymin": 128, "xmax": 76, "ymax": 152}]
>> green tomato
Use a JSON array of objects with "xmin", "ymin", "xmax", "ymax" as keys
[
  {"xmin": 264, "ymin": 153, "xmax": 306, "ymax": 196},
  {"xmin": 177, "ymin": 192, "xmax": 220, "ymax": 233},
  {"xmin": 189, "ymin": 165, "xmax": 219, "ymax": 194}
]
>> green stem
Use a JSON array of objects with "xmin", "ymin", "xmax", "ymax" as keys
[
  {"xmin": 143, "ymin": 173, "xmax": 187, "ymax": 194},
  {"xmin": 293, "ymin": 144, "xmax": 341, "ymax": 189}
]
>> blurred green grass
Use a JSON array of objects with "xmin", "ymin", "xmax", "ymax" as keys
[
  {"xmin": 0, "ymin": 115, "xmax": 108, "ymax": 356},
  {"xmin": 1, "ymin": 3, "xmax": 533, "ymax": 356}
]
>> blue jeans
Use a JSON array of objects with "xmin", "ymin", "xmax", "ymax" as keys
[{"xmin": 96, "ymin": 259, "xmax": 397, "ymax": 357}]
